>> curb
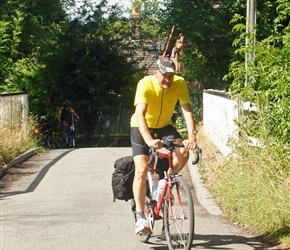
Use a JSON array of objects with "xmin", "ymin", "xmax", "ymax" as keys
[
  {"xmin": 189, "ymin": 150, "xmax": 223, "ymax": 216},
  {"xmin": 0, "ymin": 148, "xmax": 39, "ymax": 177}
]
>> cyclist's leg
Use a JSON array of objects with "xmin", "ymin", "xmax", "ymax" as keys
[
  {"xmin": 131, "ymin": 128, "xmax": 151, "ymax": 234},
  {"xmin": 62, "ymin": 122, "xmax": 68, "ymax": 138},
  {"xmin": 163, "ymin": 176, "xmax": 194, "ymax": 250},
  {"xmin": 157, "ymin": 125, "xmax": 189, "ymax": 174},
  {"xmin": 67, "ymin": 122, "xmax": 73, "ymax": 147},
  {"xmin": 60, "ymin": 121, "xmax": 69, "ymax": 147},
  {"xmin": 132, "ymin": 196, "xmax": 154, "ymax": 242},
  {"xmin": 172, "ymin": 138, "xmax": 190, "ymax": 173},
  {"xmin": 133, "ymin": 155, "xmax": 148, "ymax": 212}
]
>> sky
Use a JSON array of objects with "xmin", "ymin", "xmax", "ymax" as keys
[
  {"xmin": 68, "ymin": 0, "xmax": 133, "ymax": 18},
  {"xmin": 74, "ymin": 0, "xmax": 133, "ymax": 9},
  {"xmin": 107, "ymin": 0, "xmax": 132, "ymax": 9}
]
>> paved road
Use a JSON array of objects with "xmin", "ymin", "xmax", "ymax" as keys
[{"xmin": 1, "ymin": 148, "xmax": 272, "ymax": 249}]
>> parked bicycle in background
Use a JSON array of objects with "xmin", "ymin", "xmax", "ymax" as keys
[{"xmin": 35, "ymin": 115, "xmax": 58, "ymax": 149}]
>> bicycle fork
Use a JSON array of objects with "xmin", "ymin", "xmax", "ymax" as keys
[{"xmin": 167, "ymin": 177, "xmax": 188, "ymax": 220}]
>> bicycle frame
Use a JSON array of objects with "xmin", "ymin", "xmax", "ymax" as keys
[
  {"xmin": 65, "ymin": 125, "xmax": 73, "ymax": 146},
  {"xmin": 148, "ymin": 141, "xmax": 187, "ymax": 221},
  {"xmin": 135, "ymin": 139, "xmax": 198, "ymax": 249},
  {"xmin": 63, "ymin": 115, "xmax": 77, "ymax": 148}
]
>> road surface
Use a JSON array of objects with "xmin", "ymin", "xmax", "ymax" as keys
[{"xmin": 1, "ymin": 148, "xmax": 272, "ymax": 249}]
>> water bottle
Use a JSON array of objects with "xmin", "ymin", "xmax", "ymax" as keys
[
  {"xmin": 148, "ymin": 172, "xmax": 159, "ymax": 200},
  {"xmin": 156, "ymin": 179, "xmax": 166, "ymax": 203}
]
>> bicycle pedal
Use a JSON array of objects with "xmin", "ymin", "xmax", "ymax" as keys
[{"xmin": 154, "ymin": 214, "xmax": 163, "ymax": 220}]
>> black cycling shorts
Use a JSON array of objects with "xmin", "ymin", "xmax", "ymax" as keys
[
  {"xmin": 131, "ymin": 125, "xmax": 182, "ymax": 157},
  {"xmin": 61, "ymin": 120, "xmax": 72, "ymax": 126}
]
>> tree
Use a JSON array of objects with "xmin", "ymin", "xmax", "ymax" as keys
[
  {"xmin": 158, "ymin": 0, "xmax": 245, "ymax": 89},
  {"xmin": 26, "ymin": 1, "xmax": 140, "ymax": 137},
  {"xmin": 227, "ymin": 0, "xmax": 290, "ymax": 145},
  {"xmin": 0, "ymin": 0, "xmax": 68, "ymax": 92},
  {"xmin": 0, "ymin": 0, "xmax": 141, "ymax": 141}
]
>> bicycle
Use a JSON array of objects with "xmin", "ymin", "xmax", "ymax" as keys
[
  {"xmin": 131, "ymin": 138, "xmax": 201, "ymax": 250},
  {"xmin": 35, "ymin": 126, "xmax": 58, "ymax": 149},
  {"xmin": 43, "ymin": 133, "xmax": 58, "ymax": 149},
  {"xmin": 62, "ymin": 117, "xmax": 78, "ymax": 148}
]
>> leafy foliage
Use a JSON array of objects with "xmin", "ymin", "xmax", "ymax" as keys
[
  {"xmin": 158, "ymin": 0, "xmax": 245, "ymax": 89},
  {"xmin": 227, "ymin": 0, "xmax": 290, "ymax": 146},
  {"xmin": 0, "ymin": 0, "xmax": 141, "ymax": 138}
]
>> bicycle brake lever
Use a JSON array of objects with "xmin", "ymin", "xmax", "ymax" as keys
[
  {"xmin": 148, "ymin": 147, "xmax": 157, "ymax": 165},
  {"xmin": 192, "ymin": 146, "xmax": 202, "ymax": 165}
]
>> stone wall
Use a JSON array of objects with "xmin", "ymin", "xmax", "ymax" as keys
[{"xmin": 203, "ymin": 89, "xmax": 239, "ymax": 157}]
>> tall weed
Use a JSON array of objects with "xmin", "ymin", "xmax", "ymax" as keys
[
  {"xmin": 0, "ymin": 116, "xmax": 38, "ymax": 166},
  {"xmin": 212, "ymin": 135, "xmax": 290, "ymax": 241}
]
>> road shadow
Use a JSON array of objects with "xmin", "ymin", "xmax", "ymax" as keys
[
  {"xmin": 142, "ymin": 233, "xmax": 277, "ymax": 249},
  {"xmin": 191, "ymin": 233, "xmax": 276, "ymax": 249},
  {"xmin": 0, "ymin": 149, "xmax": 74, "ymax": 199}
]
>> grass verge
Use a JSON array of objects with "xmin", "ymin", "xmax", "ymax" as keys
[
  {"xmin": 0, "ymin": 116, "xmax": 39, "ymax": 169},
  {"xmin": 198, "ymin": 126, "xmax": 290, "ymax": 248}
]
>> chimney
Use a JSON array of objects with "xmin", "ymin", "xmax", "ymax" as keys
[{"xmin": 130, "ymin": 7, "xmax": 140, "ymax": 39}]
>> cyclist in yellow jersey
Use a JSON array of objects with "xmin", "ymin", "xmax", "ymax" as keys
[
  {"xmin": 58, "ymin": 100, "xmax": 80, "ymax": 145},
  {"xmin": 130, "ymin": 57, "xmax": 198, "ymax": 234}
]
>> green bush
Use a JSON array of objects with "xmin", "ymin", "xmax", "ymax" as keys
[
  {"xmin": 227, "ymin": 1, "xmax": 290, "ymax": 146},
  {"xmin": 217, "ymin": 1, "xmax": 290, "ymax": 246}
]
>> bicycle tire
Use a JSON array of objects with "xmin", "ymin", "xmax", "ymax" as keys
[
  {"xmin": 65, "ymin": 131, "xmax": 73, "ymax": 148},
  {"xmin": 72, "ymin": 130, "xmax": 76, "ymax": 148},
  {"xmin": 131, "ymin": 197, "xmax": 154, "ymax": 243},
  {"xmin": 47, "ymin": 141, "xmax": 58, "ymax": 149},
  {"xmin": 163, "ymin": 175, "xmax": 195, "ymax": 250}
]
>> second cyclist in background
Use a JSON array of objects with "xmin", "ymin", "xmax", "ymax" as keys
[{"xmin": 58, "ymin": 100, "xmax": 80, "ymax": 147}]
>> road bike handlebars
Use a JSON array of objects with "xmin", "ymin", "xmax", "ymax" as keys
[{"xmin": 148, "ymin": 138, "xmax": 202, "ymax": 166}]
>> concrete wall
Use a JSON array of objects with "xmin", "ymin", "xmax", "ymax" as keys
[
  {"xmin": 0, "ymin": 91, "xmax": 29, "ymax": 128},
  {"xmin": 203, "ymin": 90, "xmax": 239, "ymax": 157}
]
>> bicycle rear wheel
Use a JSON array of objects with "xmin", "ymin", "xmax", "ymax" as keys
[
  {"xmin": 163, "ymin": 175, "xmax": 195, "ymax": 250},
  {"xmin": 131, "ymin": 197, "xmax": 154, "ymax": 243},
  {"xmin": 47, "ymin": 140, "xmax": 58, "ymax": 149}
]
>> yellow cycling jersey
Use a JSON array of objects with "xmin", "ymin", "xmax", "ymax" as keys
[
  {"xmin": 58, "ymin": 107, "xmax": 75, "ymax": 121},
  {"xmin": 58, "ymin": 107, "xmax": 75, "ymax": 115},
  {"xmin": 130, "ymin": 75, "xmax": 191, "ymax": 128}
]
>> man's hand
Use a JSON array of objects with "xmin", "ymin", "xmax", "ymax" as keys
[
  {"xmin": 182, "ymin": 139, "xmax": 197, "ymax": 149},
  {"xmin": 147, "ymin": 139, "xmax": 163, "ymax": 149}
]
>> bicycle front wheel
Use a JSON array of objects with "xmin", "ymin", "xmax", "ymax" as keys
[{"xmin": 163, "ymin": 175, "xmax": 195, "ymax": 250}]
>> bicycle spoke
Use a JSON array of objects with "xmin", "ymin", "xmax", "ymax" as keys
[{"xmin": 163, "ymin": 176, "xmax": 194, "ymax": 250}]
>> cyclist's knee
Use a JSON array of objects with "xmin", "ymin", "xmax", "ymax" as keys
[
  {"xmin": 135, "ymin": 166, "xmax": 148, "ymax": 181},
  {"xmin": 173, "ymin": 149, "xmax": 189, "ymax": 173},
  {"xmin": 175, "ymin": 147, "xmax": 190, "ymax": 160},
  {"xmin": 133, "ymin": 155, "xmax": 148, "ymax": 181}
]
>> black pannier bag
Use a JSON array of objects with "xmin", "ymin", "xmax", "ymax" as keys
[{"xmin": 112, "ymin": 156, "xmax": 135, "ymax": 202}]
